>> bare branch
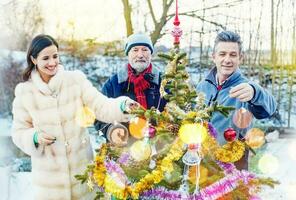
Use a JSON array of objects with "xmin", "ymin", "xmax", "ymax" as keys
[
  {"xmin": 167, "ymin": 0, "xmax": 244, "ymax": 18},
  {"xmin": 150, "ymin": 0, "xmax": 174, "ymax": 44},
  {"xmin": 121, "ymin": 0, "xmax": 133, "ymax": 36},
  {"xmin": 147, "ymin": 0, "xmax": 157, "ymax": 26},
  {"xmin": 177, "ymin": 12, "xmax": 226, "ymax": 29}
]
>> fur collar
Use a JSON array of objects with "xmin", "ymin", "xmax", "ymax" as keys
[{"xmin": 30, "ymin": 65, "xmax": 64, "ymax": 95}]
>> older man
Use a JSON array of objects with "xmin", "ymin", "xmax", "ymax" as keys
[
  {"xmin": 197, "ymin": 31, "xmax": 277, "ymax": 169},
  {"xmin": 95, "ymin": 33, "xmax": 166, "ymax": 144}
]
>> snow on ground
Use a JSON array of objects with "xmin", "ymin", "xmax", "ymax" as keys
[
  {"xmin": 0, "ymin": 117, "xmax": 11, "ymax": 136},
  {"xmin": 257, "ymin": 137, "xmax": 296, "ymax": 200}
]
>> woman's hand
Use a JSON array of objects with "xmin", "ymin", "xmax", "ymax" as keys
[
  {"xmin": 123, "ymin": 98, "xmax": 140, "ymax": 113},
  {"xmin": 36, "ymin": 132, "xmax": 56, "ymax": 145}
]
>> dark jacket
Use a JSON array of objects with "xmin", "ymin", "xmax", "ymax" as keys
[{"xmin": 94, "ymin": 64, "xmax": 166, "ymax": 134}]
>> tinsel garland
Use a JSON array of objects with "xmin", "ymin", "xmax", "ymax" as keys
[
  {"xmin": 93, "ymin": 144, "xmax": 107, "ymax": 187},
  {"xmin": 207, "ymin": 122, "xmax": 218, "ymax": 139},
  {"xmin": 129, "ymin": 138, "xmax": 184, "ymax": 199},
  {"xmin": 94, "ymin": 139, "xmax": 185, "ymax": 199},
  {"xmin": 205, "ymin": 122, "xmax": 245, "ymax": 163},
  {"xmin": 140, "ymin": 170, "xmax": 256, "ymax": 200},
  {"xmin": 117, "ymin": 152, "xmax": 131, "ymax": 165},
  {"xmin": 105, "ymin": 160, "xmax": 128, "ymax": 181},
  {"xmin": 214, "ymin": 140, "xmax": 245, "ymax": 162},
  {"xmin": 90, "ymin": 121, "xmax": 246, "ymax": 199},
  {"xmin": 215, "ymin": 160, "xmax": 236, "ymax": 175}
]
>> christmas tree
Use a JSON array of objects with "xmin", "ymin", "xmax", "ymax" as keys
[{"xmin": 76, "ymin": 1, "xmax": 278, "ymax": 199}]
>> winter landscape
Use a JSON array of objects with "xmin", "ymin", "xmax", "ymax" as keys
[{"xmin": 1, "ymin": 0, "xmax": 296, "ymax": 199}]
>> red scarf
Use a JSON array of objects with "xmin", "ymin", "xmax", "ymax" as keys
[{"xmin": 127, "ymin": 63, "xmax": 152, "ymax": 109}]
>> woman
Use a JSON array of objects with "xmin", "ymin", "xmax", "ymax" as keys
[{"xmin": 11, "ymin": 34, "xmax": 136, "ymax": 200}]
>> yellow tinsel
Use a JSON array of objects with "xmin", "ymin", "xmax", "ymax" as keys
[
  {"xmin": 93, "ymin": 145, "xmax": 107, "ymax": 187},
  {"xmin": 91, "ymin": 123, "xmax": 247, "ymax": 199},
  {"xmin": 129, "ymin": 139, "xmax": 184, "ymax": 199},
  {"xmin": 214, "ymin": 140, "xmax": 245, "ymax": 162}
]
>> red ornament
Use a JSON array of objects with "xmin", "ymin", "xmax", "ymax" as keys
[
  {"xmin": 224, "ymin": 128, "xmax": 237, "ymax": 142},
  {"xmin": 171, "ymin": 0, "xmax": 182, "ymax": 46}
]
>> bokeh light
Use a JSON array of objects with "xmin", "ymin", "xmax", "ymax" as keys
[
  {"xmin": 258, "ymin": 153, "xmax": 279, "ymax": 174},
  {"xmin": 130, "ymin": 140, "xmax": 151, "ymax": 161},
  {"xmin": 232, "ymin": 108, "xmax": 253, "ymax": 129},
  {"xmin": 129, "ymin": 117, "xmax": 147, "ymax": 139},
  {"xmin": 245, "ymin": 128, "xmax": 265, "ymax": 149},
  {"xmin": 178, "ymin": 123, "xmax": 207, "ymax": 144},
  {"xmin": 75, "ymin": 106, "xmax": 96, "ymax": 127},
  {"xmin": 189, "ymin": 165, "xmax": 208, "ymax": 185}
]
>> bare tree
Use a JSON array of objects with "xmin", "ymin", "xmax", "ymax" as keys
[
  {"xmin": 292, "ymin": 0, "xmax": 296, "ymax": 65},
  {"xmin": 121, "ymin": 0, "xmax": 244, "ymax": 45},
  {"xmin": 147, "ymin": 0, "xmax": 174, "ymax": 44},
  {"xmin": 271, "ymin": 0, "xmax": 276, "ymax": 94},
  {"xmin": 122, "ymin": 0, "xmax": 134, "ymax": 36},
  {"xmin": 3, "ymin": 0, "xmax": 44, "ymax": 50}
]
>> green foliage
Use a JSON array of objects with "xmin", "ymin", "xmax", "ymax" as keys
[{"xmin": 74, "ymin": 164, "xmax": 94, "ymax": 184}]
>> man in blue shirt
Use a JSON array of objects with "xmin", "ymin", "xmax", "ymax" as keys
[{"xmin": 197, "ymin": 31, "xmax": 277, "ymax": 169}]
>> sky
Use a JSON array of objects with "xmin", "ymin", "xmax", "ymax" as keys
[{"xmin": 0, "ymin": 0, "xmax": 295, "ymax": 52}]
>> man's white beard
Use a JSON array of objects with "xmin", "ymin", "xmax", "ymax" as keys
[{"xmin": 130, "ymin": 61, "xmax": 150, "ymax": 73}]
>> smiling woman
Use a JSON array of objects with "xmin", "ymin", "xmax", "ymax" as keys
[
  {"xmin": 23, "ymin": 35, "xmax": 59, "ymax": 82},
  {"xmin": 31, "ymin": 45, "xmax": 59, "ymax": 83},
  {"xmin": 11, "ymin": 34, "xmax": 138, "ymax": 200}
]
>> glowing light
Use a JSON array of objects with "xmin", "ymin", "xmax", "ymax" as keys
[
  {"xmin": 258, "ymin": 154, "xmax": 279, "ymax": 174},
  {"xmin": 178, "ymin": 123, "xmax": 207, "ymax": 144},
  {"xmin": 130, "ymin": 140, "xmax": 151, "ymax": 161},
  {"xmin": 245, "ymin": 128, "xmax": 265, "ymax": 149},
  {"xmin": 75, "ymin": 106, "xmax": 96, "ymax": 127},
  {"xmin": 129, "ymin": 117, "xmax": 147, "ymax": 139},
  {"xmin": 232, "ymin": 108, "xmax": 253, "ymax": 129}
]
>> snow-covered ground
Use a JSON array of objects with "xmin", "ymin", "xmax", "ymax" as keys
[{"xmin": 256, "ymin": 138, "xmax": 296, "ymax": 200}]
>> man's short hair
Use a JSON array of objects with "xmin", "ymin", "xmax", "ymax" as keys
[{"xmin": 213, "ymin": 31, "xmax": 243, "ymax": 53}]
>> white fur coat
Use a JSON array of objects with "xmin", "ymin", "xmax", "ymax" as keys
[{"xmin": 12, "ymin": 67, "xmax": 129, "ymax": 200}]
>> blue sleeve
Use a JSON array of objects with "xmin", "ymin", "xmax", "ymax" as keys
[
  {"xmin": 248, "ymin": 82, "xmax": 277, "ymax": 119},
  {"xmin": 102, "ymin": 78, "xmax": 114, "ymax": 97},
  {"xmin": 94, "ymin": 77, "xmax": 114, "ymax": 134}
]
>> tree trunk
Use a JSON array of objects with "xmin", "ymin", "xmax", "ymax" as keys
[
  {"xmin": 271, "ymin": 0, "xmax": 276, "ymax": 95},
  {"xmin": 292, "ymin": 1, "xmax": 296, "ymax": 65},
  {"xmin": 150, "ymin": 0, "xmax": 174, "ymax": 45},
  {"xmin": 121, "ymin": 0, "xmax": 134, "ymax": 36}
]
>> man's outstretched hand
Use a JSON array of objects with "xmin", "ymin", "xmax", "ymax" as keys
[{"xmin": 229, "ymin": 83, "xmax": 254, "ymax": 102}]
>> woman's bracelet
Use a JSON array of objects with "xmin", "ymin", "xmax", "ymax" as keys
[
  {"xmin": 33, "ymin": 131, "xmax": 39, "ymax": 148},
  {"xmin": 120, "ymin": 99, "xmax": 127, "ymax": 113}
]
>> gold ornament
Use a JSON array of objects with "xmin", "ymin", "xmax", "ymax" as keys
[
  {"xmin": 129, "ymin": 117, "xmax": 147, "ymax": 139},
  {"xmin": 245, "ymin": 128, "xmax": 265, "ymax": 149}
]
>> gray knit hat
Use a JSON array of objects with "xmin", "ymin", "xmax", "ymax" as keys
[{"xmin": 124, "ymin": 33, "xmax": 154, "ymax": 55}]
